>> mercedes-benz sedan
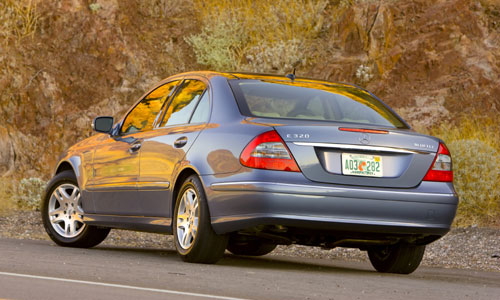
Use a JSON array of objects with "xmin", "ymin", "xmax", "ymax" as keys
[{"xmin": 42, "ymin": 71, "xmax": 458, "ymax": 274}]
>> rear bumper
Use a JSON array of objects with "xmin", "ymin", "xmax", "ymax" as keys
[{"xmin": 204, "ymin": 177, "xmax": 458, "ymax": 237}]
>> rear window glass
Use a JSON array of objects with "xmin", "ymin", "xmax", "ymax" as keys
[{"xmin": 229, "ymin": 80, "xmax": 407, "ymax": 129}]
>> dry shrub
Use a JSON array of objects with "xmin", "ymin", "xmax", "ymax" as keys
[
  {"xmin": 429, "ymin": 117, "xmax": 500, "ymax": 227},
  {"xmin": 16, "ymin": 177, "xmax": 46, "ymax": 211},
  {"xmin": 187, "ymin": 0, "xmax": 329, "ymax": 73},
  {"xmin": 0, "ymin": 177, "xmax": 47, "ymax": 213},
  {"xmin": 0, "ymin": 0, "xmax": 39, "ymax": 42}
]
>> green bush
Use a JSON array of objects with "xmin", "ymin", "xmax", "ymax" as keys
[
  {"xmin": 187, "ymin": 0, "xmax": 329, "ymax": 73},
  {"xmin": 448, "ymin": 139, "xmax": 500, "ymax": 226},
  {"xmin": 16, "ymin": 177, "xmax": 46, "ymax": 211},
  {"xmin": 430, "ymin": 118, "xmax": 500, "ymax": 227},
  {"xmin": 187, "ymin": 21, "xmax": 247, "ymax": 71}
]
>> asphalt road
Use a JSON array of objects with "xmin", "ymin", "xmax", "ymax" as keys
[{"xmin": 0, "ymin": 238, "xmax": 498, "ymax": 300}]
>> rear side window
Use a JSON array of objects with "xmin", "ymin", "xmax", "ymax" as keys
[
  {"xmin": 121, "ymin": 80, "xmax": 179, "ymax": 134},
  {"xmin": 189, "ymin": 91, "xmax": 210, "ymax": 124},
  {"xmin": 229, "ymin": 80, "xmax": 407, "ymax": 128},
  {"xmin": 160, "ymin": 80, "xmax": 206, "ymax": 127}
]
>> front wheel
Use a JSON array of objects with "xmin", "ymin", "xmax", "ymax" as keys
[
  {"xmin": 368, "ymin": 243, "xmax": 426, "ymax": 274},
  {"xmin": 41, "ymin": 170, "xmax": 110, "ymax": 248},
  {"xmin": 173, "ymin": 175, "xmax": 228, "ymax": 264}
]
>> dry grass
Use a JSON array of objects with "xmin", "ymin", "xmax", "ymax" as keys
[
  {"xmin": 0, "ymin": 178, "xmax": 16, "ymax": 214},
  {"xmin": 0, "ymin": 0, "xmax": 39, "ymax": 42},
  {"xmin": 136, "ymin": 0, "xmax": 187, "ymax": 18},
  {"xmin": 480, "ymin": 0, "xmax": 500, "ymax": 6},
  {"xmin": 429, "ymin": 116, "xmax": 500, "ymax": 227},
  {"xmin": 187, "ymin": 0, "xmax": 329, "ymax": 72}
]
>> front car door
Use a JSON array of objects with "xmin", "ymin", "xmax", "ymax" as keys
[{"xmin": 88, "ymin": 80, "xmax": 180, "ymax": 215}]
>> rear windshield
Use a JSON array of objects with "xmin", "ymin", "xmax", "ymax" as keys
[{"xmin": 229, "ymin": 79, "xmax": 407, "ymax": 129}]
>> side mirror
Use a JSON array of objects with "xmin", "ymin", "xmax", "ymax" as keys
[{"xmin": 92, "ymin": 116, "xmax": 114, "ymax": 134}]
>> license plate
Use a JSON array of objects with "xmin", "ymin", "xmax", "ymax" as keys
[{"xmin": 342, "ymin": 153, "xmax": 383, "ymax": 177}]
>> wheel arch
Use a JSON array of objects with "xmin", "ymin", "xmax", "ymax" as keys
[
  {"xmin": 172, "ymin": 167, "xmax": 198, "ymax": 206},
  {"xmin": 54, "ymin": 156, "xmax": 84, "ymax": 188},
  {"xmin": 55, "ymin": 161, "xmax": 75, "ymax": 175},
  {"xmin": 171, "ymin": 167, "xmax": 204, "ymax": 226}
]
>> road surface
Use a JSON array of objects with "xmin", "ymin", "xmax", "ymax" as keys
[{"xmin": 0, "ymin": 238, "xmax": 498, "ymax": 300}]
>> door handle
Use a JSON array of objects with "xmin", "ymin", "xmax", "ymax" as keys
[
  {"xmin": 174, "ymin": 136, "xmax": 188, "ymax": 148},
  {"xmin": 129, "ymin": 142, "xmax": 142, "ymax": 153}
]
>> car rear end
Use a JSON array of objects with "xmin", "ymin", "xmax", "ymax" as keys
[{"xmin": 203, "ymin": 75, "xmax": 458, "ymax": 266}]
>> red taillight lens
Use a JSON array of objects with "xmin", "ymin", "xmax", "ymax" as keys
[
  {"xmin": 240, "ymin": 130, "xmax": 300, "ymax": 172},
  {"xmin": 423, "ymin": 143, "xmax": 453, "ymax": 182}
]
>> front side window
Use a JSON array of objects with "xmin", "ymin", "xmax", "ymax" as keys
[
  {"xmin": 160, "ymin": 80, "xmax": 206, "ymax": 127},
  {"xmin": 121, "ymin": 80, "xmax": 179, "ymax": 134},
  {"xmin": 229, "ymin": 80, "xmax": 407, "ymax": 129}
]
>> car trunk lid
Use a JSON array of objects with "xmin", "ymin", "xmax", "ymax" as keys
[{"xmin": 267, "ymin": 121, "xmax": 438, "ymax": 188}]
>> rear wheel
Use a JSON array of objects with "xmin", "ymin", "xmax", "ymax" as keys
[
  {"xmin": 227, "ymin": 237, "xmax": 277, "ymax": 256},
  {"xmin": 41, "ymin": 170, "xmax": 110, "ymax": 248},
  {"xmin": 173, "ymin": 175, "xmax": 228, "ymax": 264},
  {"xmin": 368, "ymin": 243, "xmax": 425, "ymax": 274}
]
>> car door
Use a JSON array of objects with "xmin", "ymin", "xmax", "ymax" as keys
[
  {"xmin": 138, "ymin": 79, "xmax": 211, "ymax": 218},
  {"xmin": 89, "ymin": 80, "xmax": 180, "ymax": 215}
]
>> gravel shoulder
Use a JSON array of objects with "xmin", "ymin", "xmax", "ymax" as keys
[{"xmin": 1, "ymin": 210, "xmax": 499, "ymax": 272}]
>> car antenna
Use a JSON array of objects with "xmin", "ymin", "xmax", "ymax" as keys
[{"xmin": 285, "ymin": 68, "xmax": 296, "ymax": 81}]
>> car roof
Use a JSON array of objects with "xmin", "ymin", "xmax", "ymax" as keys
[{"xmin": 163, "ymin": 71, "xmax": 354, "ymax": 88}]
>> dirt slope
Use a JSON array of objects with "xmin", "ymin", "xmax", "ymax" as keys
[{"xmin": 0, "ymin": 0, "xmax": 499, "ymax": 179}]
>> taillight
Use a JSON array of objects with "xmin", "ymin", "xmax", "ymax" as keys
[
  {"xmin": 423, "ymin": 143, "xmax": 453, "ymax": 182},
  {"xmin": 240, "ymin": 130, "xmax": 300, "ymax": 172}
]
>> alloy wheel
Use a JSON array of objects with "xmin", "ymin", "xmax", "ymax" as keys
[
  {"xmin": 176, "ymin": 188, "xmax": 200, "ymax": 249},
  {"xmin": 48, "ymin": 183, "xmax": 86, "ymax": 238}
]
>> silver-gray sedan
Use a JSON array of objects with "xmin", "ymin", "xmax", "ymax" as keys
[{"xmin": 41, "ymin": 71, "xmax": 458, "ymax": 274}]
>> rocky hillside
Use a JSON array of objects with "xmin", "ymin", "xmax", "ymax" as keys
[{"xmin": 0, "ymin": 0, "xmax": 499, "ymax": 179}]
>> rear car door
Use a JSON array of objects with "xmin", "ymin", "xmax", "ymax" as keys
[
  {"xmin": 89, "ymin": 81, "xmax": 179, "ymax": 215},
  {"xmin": 138, "ymin": 79, "xmax": 210, "ymax": 218}
]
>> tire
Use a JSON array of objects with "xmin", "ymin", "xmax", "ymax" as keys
[
  {"xmin": 368, "ymin": 243, "xmax": 426, "ymax": 274},
  {"xmin": 41, "ymin": 170, "xmax": 110, "ymax": 248},
  {"xmin": 227, "ymin": 238, "xmax": 277, "ymax": 256},
  {"xmin": 173, "ymin": 175, "xmax": 228, "ymax": 264}
]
